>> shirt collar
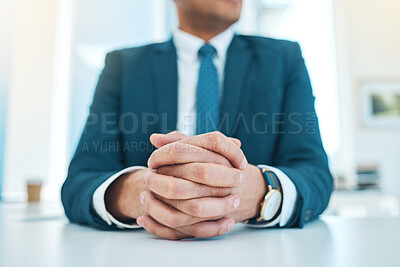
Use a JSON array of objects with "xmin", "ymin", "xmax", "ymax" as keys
[{"xmin": 173, "ymin": 27, "xmax": 235, "ymax": 63}]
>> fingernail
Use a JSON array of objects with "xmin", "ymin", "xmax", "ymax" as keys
[
  {"xmin": 137, "ymin": 217, "xmax": 145, "ymax": 227},
  {"xmin": 240, "ymin": 157, "xmax": 248, "ymax": 169},
  {"xmin": 238, "ymin": 171, "xmax": 243, "ymax": 185},
  {"xmin": 226, "ymin": 221, "xmax": 235, "ymax": 231},
  {"xmin": 140, "ymin": 192, "xmax": 145, "ymax": 205},
  {"xmin": 144, "ymin": 171, "xmax": 149, "ymax": 183},
  {"xmin": 233, "ymin": 197, "xmax": 240, "ymax": 209},
  {"xmin": 147, "ymin": 158, "xmax": 152, "ymax": 168}
]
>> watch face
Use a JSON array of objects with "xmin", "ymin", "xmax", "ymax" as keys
[{"xmin": 261, "ymin": 190, "xmax": 282, "ymax": 221}]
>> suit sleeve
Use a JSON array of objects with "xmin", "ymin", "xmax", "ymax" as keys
[
  {"xmin": 61, "ymin": 51, "xmax": 127, "ymax": 230},
  {"xmin": 273, "ymin": 42, "xmax": 334, "ymax": 228}
]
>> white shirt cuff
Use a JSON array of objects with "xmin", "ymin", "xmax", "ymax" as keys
[
  {"xmin": 246, "ymin": 165, "xmax": 298, "ymax": 228},
  {"xmin": 92, "ymin": 166, "xmax": 146, "ymax": 229}
]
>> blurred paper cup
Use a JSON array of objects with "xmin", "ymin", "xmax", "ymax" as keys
[{"xmin": 26, "ymin": 179, "xmax": 42, "ymax": 202}]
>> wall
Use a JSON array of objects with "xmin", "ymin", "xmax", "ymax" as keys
[
  {"xmin": 2, "ymin": 0, "xmax": 58, "ymax": 200},
  {"xmin": 334, "ymin": 0, "xmax": 400, "ymax": 193},
  {"xmin": 1, "ymin": 0, "xmax": 170, "ymax": 200},
  {"xmin": 0, "ymin": 1, "xmax": 15, "ymax": 198},
  {"xmin": 68, "ymin": 0, "xmax": 163, "ymax": 155}
]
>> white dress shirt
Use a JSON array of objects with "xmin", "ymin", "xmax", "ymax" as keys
[{"xmin": 93, "ymin": 27, "xmax": 298, "ymax": 229}]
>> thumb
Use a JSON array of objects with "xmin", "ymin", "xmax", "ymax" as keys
[
  {"xmin": 150, "ymin": 131, "xmax": 242, "ymax": 148},
  {"xmin": 150, "ymin": 131, "xmax": 187, "ymax": 148},
  {"xmin": 229, "ymin": 137, "xmax": 242, "ymax": 148}
]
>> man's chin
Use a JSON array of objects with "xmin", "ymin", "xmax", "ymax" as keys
[
  {"xmin": 215, "ymin": 14, "xmax": 241, "ymax": 27},
  {"xmin": 218, "ymin": 0, "xmax": 242, "ymax": 6}
]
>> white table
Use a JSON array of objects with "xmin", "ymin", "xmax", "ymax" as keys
[{"xmin": 0, "ymin": 202, "xmax": 399, "ymax": 267}]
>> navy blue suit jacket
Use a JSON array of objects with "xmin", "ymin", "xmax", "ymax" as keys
[{"xmin": 61, "ymin": 35, "xmax": 333, "ymax": 230}]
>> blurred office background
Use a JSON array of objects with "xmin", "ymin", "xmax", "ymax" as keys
[{"xmin": 0, "ymin": 0, "xmax": 399, "ymax": 217}]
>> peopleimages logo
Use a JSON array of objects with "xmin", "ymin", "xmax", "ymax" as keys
[
  {"xmin": 83, "ymin": 112, "xmax": 319, "ymax": 136},
  {"xmin": 78, "ymin": 111, "xmax": 319, "ymax": 153}
]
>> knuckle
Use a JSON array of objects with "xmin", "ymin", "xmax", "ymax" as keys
[
  {"xmin": 167, "ymin": 144, "xmax": 177, "ymax": 158},
  {"xmin": 166, "ymin": 180, "xmax": 175, "ymax": 198},
  {"xmin": 224, "ymin": 199, "xmax": 233, "ymax": 213},
  {"xmin": 164, "ymin": 198, "xmax": 178, "ymax": 208},
  {"xmin": 190, "ymin": 226, "xmax": 207, "ymax": 238},
  {"xmin": 181, "ymin": 164, "xmax": 191, "ymax": 176},
  {"xmin": 208, "ymin": 131, "xmax": 223, "ymax": 146},
  {"xmin": 192, "ymin": 164, "xmax": 203, "ymax": 178},
  {"xmin": 197, "ymin": 165, "xmax": 212, "ymax": 183},
  {"xmin": 166, "ymin": 180, "xmax": 181, "ymax": 198},
  {"xmin": 174, "ymin": 142, "xmax": 188, "ymax": 157},
  {"xmin": 183, "ymin": 215, "xmax": 198, "ymax": 226},
  {"xmin": 142, "ymin": 198, "xmax": 150, "ymax": 212},
  {"xmin": 188, "ymin": 202, "xmax": 202, "ymax": 217},
  {"xmin": 155, "ymin": 166, "xmax": 167, "ymax": 176},
  {"xmin": 169, "ymin": 130, "xmax": 180, "ymax": 135},
  {"xmin": 211, "ymin": 188, "xmax": 221, "ymax": 197},
  {"xmin": 213, "ymin": 187, "xmax": 230, "ymax": 197},
  {"xmin": 164, "ymin": 215, "xmax": 181, "ymax": 228},
  {"xmin": 231, "ymin": 169, "xmax": 241, "ymax": 185},
  {"xmin": 215, "ymin": 156, "xmax": 229, "ymax": 167},
  {"xmin": 142, "ymin": 204, "xmax": 149, "ymax": 213},
  {"xmin": 213, "ymin": 131, "xmax": 224, "ymax": 139},
  {"xmin": 197, "ymin": 184, "xmax": 210, "ymax": 196},
  {"xmin": 217, "ymin": 224, "xmax": 227, "ymax": 236},
  {"xmin": 163, "ymin": 143, "xmax": 182, "ymax": 159},
  {"xmin": 157, "ymin": 165, "xmax": 174, "ymax": 177},
  {"xmin": 159, "ymin": 144, "xmax": 170, "ymax": 154},
  {"xmin": 146, "ymin": 171, "xmax": 154, "ymax": 184}
]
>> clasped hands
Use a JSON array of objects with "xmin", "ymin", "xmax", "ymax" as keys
[{"xmin": 105, "ymin": 131, "xmax": 266, "ymax": 240}]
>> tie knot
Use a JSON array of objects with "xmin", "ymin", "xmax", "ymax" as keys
[{"xmin": 198, "ymin": 44, "xmax": 217, "ymax": 58}]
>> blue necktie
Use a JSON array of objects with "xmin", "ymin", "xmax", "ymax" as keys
[{"xmin": 196, "ymin": 44, "xmax": 219, "ymax": 134}]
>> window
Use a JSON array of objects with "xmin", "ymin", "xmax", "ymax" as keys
[
  {"xmin": 239, "ymin": 0, "xmax": 341, "ymax": 162},
  {"xmin": 0, "ymin": 0, "xmax": 14, "ymax": 199}
]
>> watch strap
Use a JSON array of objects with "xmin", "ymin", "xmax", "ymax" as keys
[{"xmin": 244, "ymin": 167, "xmax": 283, "ymax": 225}]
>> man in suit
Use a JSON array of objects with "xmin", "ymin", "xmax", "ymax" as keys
[{"xmin": 62, "ymin": 0, "xmax": 333, "ymax": 240}]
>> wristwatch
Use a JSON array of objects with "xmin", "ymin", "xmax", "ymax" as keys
[{"xmin": 245, "ymin": 167, "xmax": 282, "ymax": 224}]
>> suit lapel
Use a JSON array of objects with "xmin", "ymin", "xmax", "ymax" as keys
[
  {"xmin": 221, "ymin": 35, "xmax": 253, "ymax": 136},
  {"xmin": 152, "ymin": 39, "xmax": 178, "ymax": 133},
  {"xmin": 151, "ymin": 36, "xmax": 252, "ymax": 136}
]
